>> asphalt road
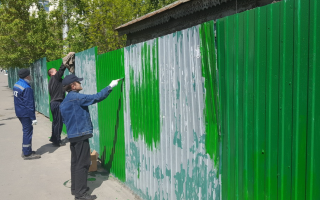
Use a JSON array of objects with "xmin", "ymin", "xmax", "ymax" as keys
[{"xmin": 0, "ymin": 73, "xmax": 139, "ymax": 200}]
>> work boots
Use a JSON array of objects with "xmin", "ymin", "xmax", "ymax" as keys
[
  {"xmin": 21, "ymin": 151, "xmax": 36, "ymax": 158},
  {"xmin": 21, "ymin": 152, "xmax": 41, "ymax": 160},
  {"xmin": 75, "ymin": 193, "xmax": 97, "ymax": 200}
]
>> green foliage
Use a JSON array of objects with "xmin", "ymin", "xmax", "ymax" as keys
[
  {"xmin": 62, "ymin": 0, "xmax": 145, "ymax": 54},
  {"xmin": 0, "ymin": 0, "xmax": 65, "ymax": 69},
  {"xmin": 0, "ymin": 0, "xmax": 176, "ymax": 68},
  {"xmin": 145, "ymin": 0, "xmax": 176, "ymax": 13},
  {"xmin": 61, "ymin": 0, "xmax": 176, "ymax": 54}
]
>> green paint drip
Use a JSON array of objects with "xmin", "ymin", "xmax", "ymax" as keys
[
  {"xmin": 199, "ymin": 21, "xmax": 220, "ymax": 167},
  {"xmin": 129, "ymin": 40, "xmax": 161, "ymax": 150}
]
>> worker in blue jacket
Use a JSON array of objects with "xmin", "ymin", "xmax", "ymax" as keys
[
  {"xmin": 13, "ymin": 68, "xmax": 41, "ymax": 160},
  {"xmin": 60, "ymin": 74, "xmax": 121, "ymax": 200}
]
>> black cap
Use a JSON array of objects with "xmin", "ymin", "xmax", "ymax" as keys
[
  {"xmin": 18, "ymin": 68, "xmax": 30, "ymax": 78},
  {"xmin": 62, "ymin": 74, "xmax": 83, "ymax": 86}
]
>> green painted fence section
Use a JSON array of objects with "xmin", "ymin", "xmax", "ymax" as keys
[
  {"xmin": 217, "ymin": 0, "xmax": 320, "ymax": 199},
  {"xmin": 47, "ymin": 58, "xmax": 68, "ymax": 135},
  {"xmin": 128, "ymin": 39, "xmax": 161, "ymax": 150},
  {"xmin": 96, "ymin": 49, "xmax": 126, "ymax": 182},
  {"xmin": 307, "ymin": 0, "xmax": 320, "ymax": 199},
  {"xmin": 199, "ymin": 21, "xmax": 220, "ymax": 166}
]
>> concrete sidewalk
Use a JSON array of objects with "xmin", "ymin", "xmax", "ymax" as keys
[{"xmin": 0, "ymin": 74, "xmax": 139, "ymax": 200}]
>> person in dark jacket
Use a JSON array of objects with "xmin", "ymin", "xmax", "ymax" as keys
[
  {"xmin": 13, "ymin": 68, "xmax": 41, "ymax": 160},
  {"xmin": 47, "ymin": 52, "xmax": 74, "ymax": 146},
  {"xmin": 60, "ymin": 74, "xmax": 121, "ymax": 200}
]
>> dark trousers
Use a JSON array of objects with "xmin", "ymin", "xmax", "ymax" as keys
[
  {"xmin": 70, "ymin": 139, "xmax": 91, "ymax": 197},
  {"xmin": 18, "ymin": 117, "xmax": 33, "ymax": 156},
  {"xmin": 50, "ymin": 101, "xmax": 63, "ymax": 144}
]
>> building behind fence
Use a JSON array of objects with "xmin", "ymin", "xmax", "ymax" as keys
[{"xmin": 7, "ymin": 0, "xmax": 320, "ymax": 199}]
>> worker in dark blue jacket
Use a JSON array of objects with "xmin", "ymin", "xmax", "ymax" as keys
[
  {"xmin": 13, "ymin": 68, "xmax": 41, "ymax": 160},
  {"xmin": 60, "ymin": 74, "xmax": 121, "ymax": 200}
]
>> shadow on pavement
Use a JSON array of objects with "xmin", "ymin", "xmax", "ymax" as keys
[
  {"xmin": 62, "ymin": 169, "xmax": 110, "ymax": 196},
  {"xmin": 35, "ymin": 143, "xmax": 60, "ymax": 155},
  {"xmin": 87, "ymin": 169, "xmax": 110, "ymax": 195},
  {"xmin": 0, "ymin": 116, "xmax": 17, "ymax": 121},
  {"xmin": 0, "ymin": 123, "xmax": 5, "ymax": 126}
]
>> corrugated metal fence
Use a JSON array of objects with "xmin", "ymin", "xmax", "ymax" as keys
[
  {"xmin": 217, "ymin": 0, "xmax": 320, "ymax": 199},
  {"xmin": 123, "ymin": 28, "xmax": 220, "ymax": 199},
  {"xmin": 6, "ymin": 0, "xmax": 320, "ymax": 199},
  {"xmin": 96, "ymin": 49, "xmax": 126, "ymax": 182}
]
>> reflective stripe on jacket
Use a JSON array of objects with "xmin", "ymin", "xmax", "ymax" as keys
[{"xmin": 13, "ymin": 79, "xmax": 36, "ymax": 120}]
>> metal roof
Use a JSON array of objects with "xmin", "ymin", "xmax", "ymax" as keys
[{"xmin": 115, "ymin": 0, "xmax": 191, "ymax": 30}]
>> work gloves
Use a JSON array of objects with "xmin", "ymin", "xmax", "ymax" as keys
[
  {"xmin": 109, "ymin": 79, "xmax": 122, "ymax": 88},
  {"xmin": 32, "ymin": 120, "xmax": 37, "ymax": 125}
]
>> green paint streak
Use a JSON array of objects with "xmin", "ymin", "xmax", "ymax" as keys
[
  {"xmin": 63, "ymin": 180, "xmax": 71, "ymax": 188},
  {"xmin": 199, "ymin": 21, "xmax": 220, "ymax": 167},
  {"xmin": 96, "ymin": 49, "xmax": 126, "ymax": 182},
  {"xmin": 129, "ymin": 40, "xmax": 160, "ymax": 150},
  {"xmin": 87, "ymin": 178, "xmax": 96, "ymax": 181}
]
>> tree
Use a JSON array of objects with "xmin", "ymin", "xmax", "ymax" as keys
[
  {"xmin": 0, "ymin": 0, "xmax": 65, "ymax": 69},
  {"xmin": 61, "ymin": 0, "xmax": 176, "ymax": 55},
  {"xmin": 0, "ymin": 0, "xmax": 176, "ymax": 68},
  {"xmin": 145, "ymin": 0, "xmax": 176, "ymax": 13}
]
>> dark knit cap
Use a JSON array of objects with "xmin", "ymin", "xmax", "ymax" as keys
[{"xmin": 18, "ymin": 68, "xmax": 30, "ymax": 78}]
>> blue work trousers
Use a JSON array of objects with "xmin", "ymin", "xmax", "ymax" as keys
[{"xmin": 18, "ymin": 117, "xmax": 33, "ymax": 156}]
